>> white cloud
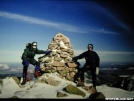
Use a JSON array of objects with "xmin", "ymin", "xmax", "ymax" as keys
[
  {"xmin": 0, "ymin": 11, "xmax": 84, "ymax": 33},
  {"xmin": 85, "ymin": 27, "xmax": 119, "ymax": 34},
  {"xmin": 99, "ymin": 28, "xmax": 119, "ymax": 34},
  {"xmin": 0, "ymin": 11, "xmax": 118, "ymax": 34},
  {"xmin": 9, "ymin": 68, "xmax": 19, "ymax": 72},
  {"xmin": 0, "ymin": 64, "xmax": 9, "ymax": 69}
]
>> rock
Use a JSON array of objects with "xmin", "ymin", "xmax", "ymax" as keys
[
  {"xmin": 12, "ymin": 76, "xmax": 20, "ymax": 85},
  {"xmin": 88, "ymin": 92, "xmax": 106, "ymax": 99},
  {"xmin": 10, "ymin": 95, "xmax": 19, "ymax": 99},
  {"xmin": 57, "ymin": 91, "xmax": 68, "ymax": 97},
  {"xmin": 67, "ymin": 62, "xmax": 77, "ymax": 68},
  {"xmin": 52, "ymin": 61, "xmax": 65, "ymax": 67},
  {"xmin": 63, "ymin": 84, "xmax": 86, "ymax": 97},
  {"xmin": 45, "ymin": 76, "xmax": 54, "ymax": 84},
  {"xmin": 0, "ymin": 90, "xmax": 2, "ymax": 94},
  {"xmin": 0, "ymin": 79, "xmax": 3, "ymax": 86},
  {"xmin": 50, "ymin": 80, "xmax": 61, "ymax": 86}
]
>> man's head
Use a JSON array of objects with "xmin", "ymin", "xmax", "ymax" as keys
[
  {"xmin": 87, "ymin": 44, "xmax": 93, "ymax": 51},
  {"xmin": 32, "ymin": 41, "xmax": 37, "ymax": 50}
]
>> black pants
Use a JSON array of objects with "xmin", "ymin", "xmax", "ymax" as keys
[{"xmin": 79, "ymin": 64, "xmax": 97, "ymax": 88}]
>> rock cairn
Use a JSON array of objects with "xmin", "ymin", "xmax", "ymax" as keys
[{"xmin": 38, "ymin": 32, "xmax": 78, "ymax": 81}]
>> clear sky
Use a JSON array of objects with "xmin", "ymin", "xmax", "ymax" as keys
[{"xmin": 0, "ymin": 0, "xmax": 134, "ymax": 64}]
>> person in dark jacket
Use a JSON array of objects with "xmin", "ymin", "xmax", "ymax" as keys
[
  {"xmin": 72, "ymin": 44, "xmax": 100, "ymax": 90},
  {"xmin": 21, "ymin": 41, "xmax": 52, "ymax": 85}
]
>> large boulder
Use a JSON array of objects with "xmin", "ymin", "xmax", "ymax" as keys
[{"xmin": 63, "ymin": 84, "xmax": 86, "ymax": 97}]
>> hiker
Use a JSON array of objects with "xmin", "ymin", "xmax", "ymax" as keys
[
  {"xmin": 72, "ymin": 44, "xmax": 100, "ymax": 90},
  {"xmin": 21, "ymin": 41, "xmax": 52, "ymax": 85}
]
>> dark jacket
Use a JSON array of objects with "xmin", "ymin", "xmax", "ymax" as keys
[
  {"xmin": 21, "ymin": 47, "xmax": 45, "ymax": 61},
  {"xmin": 76, "ymin": 50, "xmax": 100, "ymax": 67}
]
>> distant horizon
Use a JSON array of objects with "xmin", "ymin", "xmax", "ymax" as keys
[
  {"xmin": 1, "ymin": 60, "xmax": 133, "ymax": 64},
  {"xmin": 0, "ymin": 61, "xmax": 134, "ymax": 77},
  {"xmin": 0, "ymin": 60, "xmax": 134, "ymax": 77},
  {"xmin": 1, "ymin": 60, "xmax": 134, "ymax": 68}
]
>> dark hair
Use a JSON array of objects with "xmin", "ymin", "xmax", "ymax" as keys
[
  {"xmin": 87, "ymin": 44, "xmax": 93, "ymax": 50},
  {"xmin": 32, "ymin": 41, "xmax": 37, "ymax": 45}
]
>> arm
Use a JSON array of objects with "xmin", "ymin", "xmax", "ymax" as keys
[
  {"xmin": 36, "ymin": 49, "xmax": 46, "ymax": 54},
  {"xmin": 95, "ymin": 51, "xmax": 100, "ymax": 75},
  {"xmin": 77, "ymin": 52, "xmax": 86, "ymax": 59},
  {"xmin": 36, "ymin": 49, "xmax": 52, "ymax": 55},
  {"xmin": 72, "ymin": 51, "xmax": 86, "ymax": 61},
  {"xmin": 95, "ymin": 52, "xmax": 100, "ymax": 67}
]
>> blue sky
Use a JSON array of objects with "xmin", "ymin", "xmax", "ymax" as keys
[{"xmin": 0, "ymin": 0, "xmax": 134, "ymax": 64}]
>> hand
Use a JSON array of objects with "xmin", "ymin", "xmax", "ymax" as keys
[
  {"xmin": 45, "ymin": 50, "xmax": 52, "ymax": 55},
  {"xmin": 72, "ymin": 56, "xmax": 78, "ymax": 62},
  {"xmin": 96, "ymin": 67, "xmax": 99, "ymax": 75},
  {"xmin": 23, "ymin": 60, "xmax": 29, "ymax": 67}
]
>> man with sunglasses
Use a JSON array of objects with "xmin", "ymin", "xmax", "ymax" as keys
[{"xmin": 21, "ymin": 41, "xmax": 52, "ymax": 85}]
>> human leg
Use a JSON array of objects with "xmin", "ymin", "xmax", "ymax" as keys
[
  {"xmin": 74, "ymin": 65, "xmax": 82, "ymax": 83},
  {"xmin": 21, "ymin": 60, "xmax": 29, "ymax": 85},
  {"xmin": 30, "ymin": 59, "xmax": 42, "ymax": 78},
  {"xmin": 77, "ymin": 64, "xmax": 89, "ymax": 87},
  {"xmin": 90, "ymin": 67, "xmax": 97, "ymax": 89}
]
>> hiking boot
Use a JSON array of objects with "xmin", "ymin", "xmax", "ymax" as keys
[
  {"xmin": 27, "ymin": 79, "xmax": 30, "ymax": 82},
  {"xmin": 76, "ymin": 78, "xmax": 85, "ymax": 87},
  {"xmin": 93, "ymin": 86, "xmax": 97, "ymax": 92},
  {"xmin": 34, "ymin": 71, "xmax": 42, "ymax": 78},
  {"xmin": 34, "ymin": 71, "xmax": 38, "ymax": 78},
  {"xmin": 89, "ymin": 85, "xmax": 97, "ymax": 93},
  {"xmin": 77, "ymin": 81, "xmax": 85, "ymax": 87},
  {"xmin": 21, "ymin": 78, "xmax": 26, "ymax": 85}
]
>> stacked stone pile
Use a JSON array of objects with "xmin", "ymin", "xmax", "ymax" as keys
[{"xmin": 38, "ymin": 32, "xmax": 78, "ymax": 81}]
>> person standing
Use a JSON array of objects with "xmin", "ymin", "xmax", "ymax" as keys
[
  {"xmin": 72, "ymin": 44, "xmax": 100, "ymax": 90},
  {"xmin": 21, "ymin": 41, "xmax": 52, "ymax": 85}
]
